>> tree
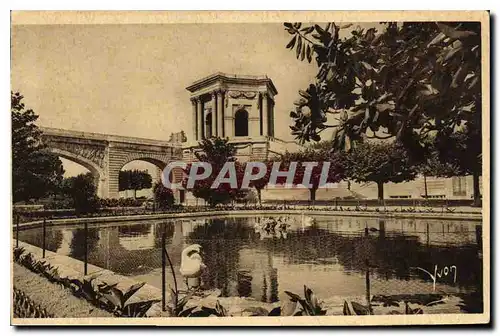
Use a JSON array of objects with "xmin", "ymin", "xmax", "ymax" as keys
[
  {"xmin": 12, "ymin": 92, "xmax": 64, "ymax": 202},
  {"xmin": 416, "ymin": 142, "xmax": 461, "ymax": 199},
  {"xmin": 345, "ymin": 141, "xmax": 417, "ymax": 201},
  {"xmin": 62, "ymin": 173, "xmax": 99, "ymax": 214},
  {"xmin": 153, "ymin": 182, "xmax": 175, "ymax": 209},
  {"xmin": 284, "ymin": 22, "xmax": 482, "ymax": 198},
  {"xmin": 182, "ymin": 138, "xmax": 245, "ymax": 207},
  {"xmin": 276, "ymin": 148, "xmax": 345, "ymax": 202},
  {"xmin": 435, "ymin": 127, "xmax": 482, "ymax": 205},
  {"xmin": 119, "ymin": 169, "xmax": 153, "ymax": 198},
  {"xmin": 246, "ymin": 161, "xmax": 272, "ymax": 206}
]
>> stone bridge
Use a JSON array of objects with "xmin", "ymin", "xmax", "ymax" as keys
[{"xmin": 40, "ymin": 127, "xmax": 183, "ymax": 199}]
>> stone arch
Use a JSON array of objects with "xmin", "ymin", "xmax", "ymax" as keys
[
  {"xmin": 47, "ymin": 147, "xmax": 107, "ymax": 198},
  {"xmin": 121, "ymin": 156, "xmax": 168, "ymax": 171},
  {"xmin": 234, "ymin": 108, "xmax": 249, "ymax": 137},
  {"xmin": 108, "ymin": 153, "xmax": 183, "ymax": 200},
  {"xmin": 115, "ymin": 157, "xmax": 166, "ymax": 197}
]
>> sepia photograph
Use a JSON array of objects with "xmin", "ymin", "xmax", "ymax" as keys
[{"xmin": 10, "ymin": 11, "xmax": 489, "ymax": 326}]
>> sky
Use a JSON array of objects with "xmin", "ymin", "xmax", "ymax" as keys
[{"xmin": 11, "ymin": 22, "xmax": 377, "ymax": 177}]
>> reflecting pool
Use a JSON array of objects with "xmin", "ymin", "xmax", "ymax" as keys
[{"xmin": 19, "ymin": 215, "xmax": 482, "ymax": 311}]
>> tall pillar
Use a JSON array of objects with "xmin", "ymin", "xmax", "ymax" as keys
[
  {"xmin": 262, "ymin": 92, "xmax": 268, "ymax": 136},
  {"xmin": 96, "ymin": 177, "xmax": 108, "ymax": 199},
  {"xmin": 191, "ymin": 98, "xmax": 198, "ymax": 141},
  {"xmin": 108, "ymin": 171, "xmax": 120, "ymax": 199},
  {"xmin": 217, "ymin": 90, "xmax": 224, "ymax": 137},
  {"xmin": 196, "ymin": 98, "xmax": 203, "ymax": 140},
  {"xmin": 269, "ymin": 99, "xmax": 274, "ymax": 137},
  {"xmin": 211, "ymin": 92, "xmax": 217, "ymax": 138},
  {"xmin": 224, "ymin": 91, "xmax": 233, "ymax": 138}
]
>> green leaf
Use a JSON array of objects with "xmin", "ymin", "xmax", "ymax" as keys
[
  {"xmin": 176, "ymin": 291, "xmax": 196, "ymax": 312},
  {"xmin": 178, "ymin": 306, "xmax": 197, "ymax": 317},
  {"xmin": 102, "ymin": 287, "xmax": 124, "ymax": 308},
  {"xmin": 427, "ymin": 32, "xmax": 446, "ymax": 47},
  {"xmin": 437, "ymin": 23, "xmax": 477, "ymax": 40},
  {"xmin": 314, "ymin": 24, "xmax": 326, "ymax": 35},
  {"xmin": 301, "ymin": 26, "xmax": 314, "ymax": 34},
  {"xmin": 343, "ymin": 301, "xmax": 353, "ymax": 315},
  {"xmin": 286, "ymin": 35, "xmax": 297, "ymax": 49},
  {"xmin": 123, "ymin": 282, "xmax": 146, "ymax": 304},
  {"xmin": 284, "ymin": 290, "xmax": 302, "ymax": 302},
  {"xmin": 351, "ymin": 301, "xmax": 370, "ymax": 315},
  {"xmin": 296, "ymin": 37, "xmax": 302, "ymax": 59},
  {"xmin": 123, "ymin": 299, "xmax": 160, "ymax": 317}
]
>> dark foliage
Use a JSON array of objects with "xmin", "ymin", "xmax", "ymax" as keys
[
  {"xmin": 153, "ymin": 182, "xmax": 175, "ymax": 209},
  {"xmin": 12, "ymin": 92, "xmax": 64, "ymax": 202}
]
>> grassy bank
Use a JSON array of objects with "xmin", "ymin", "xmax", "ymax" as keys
[{"xmin": 13, "ymin": 263, "xmax": 113, "ymax": 318}]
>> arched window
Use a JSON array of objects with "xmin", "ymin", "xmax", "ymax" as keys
[
  {"xmin": 234, "ymin": 109, "xmax": 249, "ymax": 137},
  {"xmin": 205, "ymin": 111, "xmax": 213, "ymax": 138}
]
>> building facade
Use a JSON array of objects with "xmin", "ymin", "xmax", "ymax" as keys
[
  {"xmin": 182, "ymin": 73, "xmax": 301, "ymax": 163},
  {"xmin": 181, "ymin": 72, "xmax": 481, "ymax": 203}
]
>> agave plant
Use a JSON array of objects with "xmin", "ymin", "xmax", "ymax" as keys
[
  {"xmin": 13, "ymin": 247, "xmax": 25, "ymax": 262},
  {"xmin": 343, "ymin": 300, "xmax": 424, "ymax": 315},
  {"xmin": 164, "ymin": 288, "xmax": 198, "ymax": 317},
  {"xmin": 187, "ymin": 300, "xmax": 229, "ymax": 317},
  {"xmin": 122, "ymin": 299, "xmax": 160, "ymax": 317},
  {"xmin": 43, "ymin": 266, "xmax": 62, "ymax": 284},
  {"xmin": 241, "ymin": 306, "xmax": 282, "ymax": 316},
  {"xmin": 284, "ymin": 285, "xmax": 327, "ymax": 316},
  {"xmin": 13, "ymin": 288, "xmax": 53, "ymax": 318},
  {"xmin": 343, "ymin": 301, "xmax": 372, "ymax": 315},
  {"xmin": 99, "ymin": 281, "xmax": 160, "ymax": 317},
  {"xmin": 386, "ymin": 302, "xmax": 424, "ymax": 315},
  {"xmin": 69, "ymin": 275, "xmax": 109, "ymax": 308},
  {"xmin": 32, "ymin": 260, "xmax": 49, "ymax": 274},
  {"xmin": 19, "ymin": 252, "xmax": 36, "ymax": 270}
]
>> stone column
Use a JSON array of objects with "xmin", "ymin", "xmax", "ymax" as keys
[
  {"xmin": 211, "ymin": 92, "xmax": 217, "ymax": 137},
  {"xmin": 262, "ymin": 92, "xmax": 269, "ymax": 136},
  {"xmin": 96, "ymin": 177, "xmax": 108, "ymax": 199},
  {"xmin": 191, "ymin": 98, "xmax": 197, "ymax": 141},
  {"xmin": 224, "ymin": 91, "xmax": 233, "ymax": 138},
  {"xmin": 217, "ymin": 90, "xmax": 224, "ymax": 137},
  {"xmin": 108, "ymin": 171, "xmax": 120, "ymax": 199},
  {"xmin": 196, "ymin": 98, "xmax": 203, "ymax": 140},
  {"xmin": 269, "ymin": 98, "xmax": 275, "ymax": 137}
]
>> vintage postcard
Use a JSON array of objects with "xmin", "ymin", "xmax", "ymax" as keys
[{"xmin": 10, "ymin": 11, "xmax": 490, "ymax": 326}]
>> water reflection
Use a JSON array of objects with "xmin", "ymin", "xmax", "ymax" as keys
[{"xmin": 18, "ymin": 215, "xmax": 482, "ymax": 305}]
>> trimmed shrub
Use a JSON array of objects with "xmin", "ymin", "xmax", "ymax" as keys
[{"xmin": 153, "ymin": 182, "xmax": 175, "ymax": 209}]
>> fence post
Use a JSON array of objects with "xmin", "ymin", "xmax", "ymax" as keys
[
  {"xmin": 364, "ymin": 228, "xmax": 372, "ymax": 314},
  {"xmin": 15, "ymin": 212, "xmax": 19, "ymax": 248},
  {"xmin": 426, "ymin": 222, "xmax": 430, "ymax": 247},
  {"xmin": 42, "ymin": 218, "xmax": 46, "ymax": 258},
  {"xmin": 84, "ymin": 222, "xmax": 88, "ymax": 275},
  {"xmin": 475, "ymin": 225, "xmax": 482, "ymax": 250},
  {"xmin": 161, "ymin": 228, "xmax": 166, "ymax": 312}
]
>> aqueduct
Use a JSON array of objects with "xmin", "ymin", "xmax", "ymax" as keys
[{"xmin": 40, "ymin": 127, "xmax": 183, "ymax": 199}]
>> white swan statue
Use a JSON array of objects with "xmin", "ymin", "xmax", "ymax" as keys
[{"xmin": 180, "ymin": 244, "xmax": 206, "ymax": 289}]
